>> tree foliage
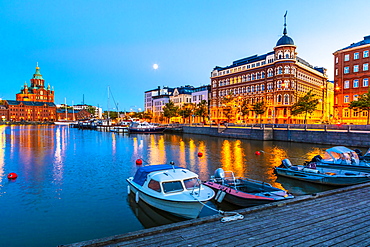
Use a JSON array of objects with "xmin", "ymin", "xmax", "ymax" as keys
[
  {"xmin": 221, "ymin": 93, "xmax": 235, "ymax": 122},
  {"xmin": 252, "ymin": 101, "xmax": 267, "ymax": 123},
  {"xmin": 162, "ymin": 101, "xmax": 179, "ymax": 122},
  {"xmin": 349, "ymin": 89, "xmax": 370, "ymax": 124},
  {"xmin": 194, "ymin": 100, "xmax": 208, "ymax": 122},
  {"xmin": 290, "ymin": 90, "xmax": 319, "ymax": 124},
  {"xmin": 179, "ymin": 103, "xmax": 193, "ymax": 123},
  {"xmin": 240, "ymin": 99, "xmax": 250, "ymax": 122}
]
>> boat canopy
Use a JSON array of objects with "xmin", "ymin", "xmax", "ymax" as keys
[
  {"xmin": 322, "ymin": 146, "xmax": 359, "ymax": 165},
  {"xmin": 133, "ymin": 165, "xmax": 183, "ymax": 186}
]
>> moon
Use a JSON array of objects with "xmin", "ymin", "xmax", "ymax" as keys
[{"xmin": 153, "ymin": 64, "xmax": 159, "ymax": 70}]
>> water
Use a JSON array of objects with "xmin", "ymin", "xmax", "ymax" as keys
[{"xmin": 0, "ymin": 125, "xmax": 337, "ymax": 246}]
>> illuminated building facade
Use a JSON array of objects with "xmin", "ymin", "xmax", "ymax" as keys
[
  {"xmin": 210, "ymin": 18, "xmax": 329, "ymax": 124},
  {"xmin": 333, "ymin": 35, "xmax": 370, "ymax": 124},
  {"xmin": 1, "ymin": 64, "xmax": 57, "ymax": 122}
]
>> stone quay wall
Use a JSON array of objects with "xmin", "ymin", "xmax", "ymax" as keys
[{"xmin": 181, "ymin": 126, "xmax": 370, "ymax": 148}]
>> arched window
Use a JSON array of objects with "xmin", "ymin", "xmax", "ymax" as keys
[
  {"xmin": 277, "ymin": 95, "xmax": 282, "ymax": 103},
  {"xmin": 261, "ymin": 84, "xmax": 265, "ymax": 91},
  {"xmin": 278, "ymin": 67, "xmax": 283, "ymax": 74},
  {"xmin": 257, "ymin": 72, "xmax": 261, "ymax": 79},
  {"xmin": 252, "ymin": 74, "xmax": 255, "ymax": 80},
  {"xmin": 247, "ymin": 75, "xmax": 251, "ymax": 81},
  {"xmin": 268, "ymin": 69, "xmax": 273, "ymax": 77},
  {"xmin": 284, "ymin": 66, "xmax": 290, "ymax": 74},
  {"xmin": 261, "ymin": 72, "xmax": 265, "ymax": 78},
  {"xmin": 284, "ymin": 94, "xmax": 289, "ymax": 104}
]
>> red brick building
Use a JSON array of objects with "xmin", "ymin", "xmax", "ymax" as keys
[
  {"xmin": 2, "ymin": 64, "xmax": 57, "ymax": 122},
  {"xmin": 333, "ymin": 35, "xmax": 370, "ymax": 124}
]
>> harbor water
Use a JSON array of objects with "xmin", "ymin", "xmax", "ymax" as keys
[{"xmin": 0, "ymin": 125, "xmax": 338, "ymax": 246}]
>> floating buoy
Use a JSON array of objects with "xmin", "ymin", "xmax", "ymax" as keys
[
  {"xmin": 255, "ymin": 151, "xmax": 261, "ymax": 155},
  {"xmin": 7, "ymin": 173, "xmax": 18, "ymax": 179},
  {"xmin": 135, "ymin": 159, "xmax": 143, "ymax": 165},
  {"xmin": 198, "ymin": 152, "xmax": 203, "ymax": 157}
]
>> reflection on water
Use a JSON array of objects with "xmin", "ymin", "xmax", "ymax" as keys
[{"xmin": 0, "ymin": 126, "xmax": 343, "ymax": 247}]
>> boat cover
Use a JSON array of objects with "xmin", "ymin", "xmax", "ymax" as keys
[{"xmin": 132, "ymin": 165, "xmax": 183, "ymax": 186}]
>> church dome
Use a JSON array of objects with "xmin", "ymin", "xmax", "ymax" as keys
[{"xmin": 276, "ymin": 34, "xmax": 294, "ymax": 46}]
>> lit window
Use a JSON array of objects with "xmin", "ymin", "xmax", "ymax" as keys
[
  {"xmin": 364, "ymin": 63, "xmax": 369, "ymax": 71},
  {"xmin": 344, "ymin": 95, "xmax": 349, "ymax": 103},
  {"xmin": 354, "ymin": 65, "xmax": 359, "ymax": 72},
  {"xmin": 364, "ymin": 50, "xmax": 369, "ymax": 58},
  {"xmin": 344, "ymin": 67, "xmax": 349, "ymax": 74},
  {"xmin": 363, "ymin": 78, "xmax": 369, "ymax": 87},
  {"xmin": 344, "ymin": 80, "xmax": 350, "ymax": 89},
  {"xmin": 353, "ymin": 79, "xmax": 359, "ymax": 88},
  {"xmin": 354, "ymin": 52, "xmax": 360, "ymax": 59},
  {"xmin": 344, "ymin": 54, "xmax": 350, "ymax": 61}
]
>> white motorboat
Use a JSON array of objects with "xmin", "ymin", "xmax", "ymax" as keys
[
  {"xmin": 128, "ymin": 122, "xmax": 166, "ymax": 134},
  {"xmin": 127, "ymin": 162, "xmax": 215, "ymax": 219}
]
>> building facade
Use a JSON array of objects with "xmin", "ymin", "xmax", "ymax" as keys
[
  {"xmin": 210, "ymin": 19, "xmax": 329, "ymax": 124},
  {"xmin": 333, "ymin": 35, "xmax": 370, "ymax": 124}
]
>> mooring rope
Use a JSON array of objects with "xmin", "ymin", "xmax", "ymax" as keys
[{"xmin": 191, "ymin": 193, "xmax": 244, "ymax": 223}]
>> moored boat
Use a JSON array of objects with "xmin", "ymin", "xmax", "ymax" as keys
[
  {"xmin": 275, "ymin": 158, "xmax": 370, "ymax": 186},
  {"xmin": 128, "ymin": 122, "xmax": 166, "ymax": 134},
  {"xmin": 310, "ymin": 146, "xmax": 370, "ymax": 172},
  {"xmin": 127, "ymin": 162, "xmax": 215, "ymax": 219},
  {"xmin": 204, "ymin": 168, "xmax": 294, "ymax": 207}
]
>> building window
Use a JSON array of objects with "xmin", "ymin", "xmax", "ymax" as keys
[
  {"xmin": 364, "ymin": 50, "xmax": 369, "ymax": 58},
  {"xmin": 344, "ymin": 67, "xmax": 349, "ymax": 74},
  {"xmin": 278, "ymin": 67, "xmax": 283, "ymax": 74},
  {"xmin": 354, "ymin": 65, "xmax": 359, "ymax": 72},
  {"xmin": 344, "ymin": 54, "xmax": 350, "ymax": 61},
  {"xmin": 354, "ymin": 52, "xmax": 360, "ymax": 59},
  {"xmin": 353, "ymin": 79, "xmax": 359, "ymax": 88},
  {"xmin": 353, "ymin": 94, "xmax": 359, "ymax": 101},
  {"xmin": 344, "ymin": 95, "xmax": 349, "ymax": 103},
  {"xmin": 344, "ymin": 80, "xmax": 350, "ymax": 89},
  {"xmin": 364, "ymin": 63, "xmax": 369, "ymax": 71},
  {"xmin": 261, "ymin": 84, "xmax": 265, "ymax": 91},
  {"xmin": 335, "ymin": 69, "xmax": 338, "ymax": 75},
  {"xmin": 335, "ymin": 57, "xmax": 338, "ymax": 63},
  {"xmin": 344, "ymin": 109, "xmax": 349, "ymax": 117},
  {"xmin": 363, "ymin": 78, "xmax": 369, "ymax": 87}
]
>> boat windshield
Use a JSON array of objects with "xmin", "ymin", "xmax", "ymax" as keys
[
  {"xmin": 184, "ymin": 178, "xmax": 199, "ymax": 189},
  {"xmin": 148, "ymin": 179, "xmax": 161, "ymax": 192},
  {"xmin": 162, "ymin": 181, "xmax": 184, "ymax": 193}
]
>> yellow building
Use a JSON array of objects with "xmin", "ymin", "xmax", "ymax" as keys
[{"xmin": 210, "ymin": 17, "xmax": 331, "ymax": 124}]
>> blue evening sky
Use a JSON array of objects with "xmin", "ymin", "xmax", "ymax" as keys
[{"xmin": 0, "ymin": 1, "xmax": 369, "ymax": 111}]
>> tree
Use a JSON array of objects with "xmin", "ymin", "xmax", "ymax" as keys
[
  {"xmin": 86, "ymin": 106, "xmax": 96, "ymax": 116},
  {"xmin": 221, "ymin": 93, "xmax": 235, "ymax": 122},
  {"xmin": 194, "ymin": 100, "xmax": 208, "ymax": 123},
  {"xmin": 162, "ymin": 101, "xmax": 179, "ymax": 123},
  {"xmin": 179, "ymin": 103, "xmax": 193, "ymax": 123},
  {"xmin": 239, "ymin": 99, "xmax": 250, "ymax": 123},
  {"xmin": 290, "ymin": 90, "xmax": 319, "ymax": 124},
  {"xmin": 349, "ymin": 89, "xmax": 370, "ymax": 124},
  {"xmin": 252, "ymin": 101, "xmax": 267, "ymax": 123}
]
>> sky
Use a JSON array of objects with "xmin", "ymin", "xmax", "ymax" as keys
[{"xmin": 1, "ymin": 0, "xmax": 370, "ymax": 111}]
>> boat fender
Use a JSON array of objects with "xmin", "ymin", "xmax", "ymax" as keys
[
  {"xmin": 7, "ymin": 173, "xmax": 18, "ymax": 179},
  {"xmin": 216, "ymin": 190, "xmax": 226, "ymax": 203},
  {"xmin": 127, "ymin": 185, "xmax": 130, "ymax": 195},
  {"xmin": 135, "ymin": 192, "xmax": 140, "ymax": 203}
]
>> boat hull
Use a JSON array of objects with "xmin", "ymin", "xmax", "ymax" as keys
[
  {"xmin": 275, "ymin": 167, "xmax": 370, "ymax": 186},
  {"xmin": 128, "ymin": 127, "xmax": 166, "ymax": 134},
  {"xmin": 127, "ymin": 179, "xmax": 209, "ymax": 219},
  {"xmin": 204, "ymin": 181, "xmax": 292, "ymax": 207},
  {"xmin": 316, "ymin": 162, "xmax": 370, "ymax": 173}
]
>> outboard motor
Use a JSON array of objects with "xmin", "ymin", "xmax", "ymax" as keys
[
  {"xmin": 281, "ymin": 159, "xmax": 292, "ymax": 168},
  {"xmin": 214, "ymin": 168, "xmax": 225, "ymax": 183}
]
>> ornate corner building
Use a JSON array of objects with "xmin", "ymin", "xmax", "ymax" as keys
[
  {"xmin": 210, "ymin": 17, "xmax": 330, "ymax": 124},
  {"xmin": 333, "ymin": 35, "xmax": 370, "ymax": 124}
]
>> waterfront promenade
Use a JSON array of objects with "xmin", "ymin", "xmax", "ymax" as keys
[{"xmin": 64, "ymin": 182, "xmax": 370, "ymax": 247}]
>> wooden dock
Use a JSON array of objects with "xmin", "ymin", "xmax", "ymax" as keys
[{"xmin": 63, "ymin": 183, "xmax": 370, "ymax": 247}]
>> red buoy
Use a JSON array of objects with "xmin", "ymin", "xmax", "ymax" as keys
[
  {"xmin": 7, "ymin": 173, "xmax": 18, "ymax": 179},
  {"xmin": 135, "ymin": 159, "xmax": 143, "ymax": 165},
  {"xmin": 198, "ymin": 152, "xmax": 203, "ymax": 157},
  {"xmin": 255, "ymin": 151, "xmax": 261, "ymax": 155}
]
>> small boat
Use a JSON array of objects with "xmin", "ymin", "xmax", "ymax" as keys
[
  {"xmin": 127, "ymin": 162, "xmax": 215, "ymax": 219},
  {"xmin": 128, "ymin": 122, "xmax": 166, "ymax": 134},
  {"xmin": 309, "ymin": 146, "xmax": 370, "ymax": 172},
  {"xmin": 274, "ymin": 158, "xmax": 370, "ymax": 186},
  {"xmin": 204, "ymin": 168, "xmax": 294, "ymax": 207}
]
